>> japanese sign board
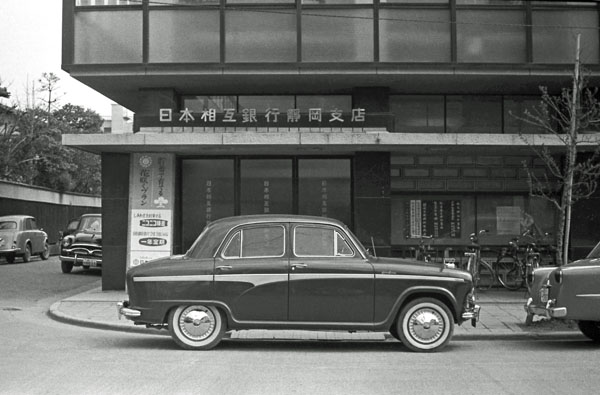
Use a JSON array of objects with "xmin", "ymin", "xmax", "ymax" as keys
[
  {"xmin": 407, "ymin": 199, "xmax": 462, "ymax": 239},
  {"xmin": 135, "ymin": 108, "xmax": 393, "ymax": 129},
  {"xmin": 129, "ymin": 153, "xmax": 175, "ymax": 268}
]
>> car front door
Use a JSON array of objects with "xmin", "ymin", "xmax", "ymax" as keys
[
  {"xmin": 288, "ymin": 223, "xmax": 374, "ymax": 323},
  {"xmin": 213, "ymin": 223, "xmax": 288, "ymax": 322}
]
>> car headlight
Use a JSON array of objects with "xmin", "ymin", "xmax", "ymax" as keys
[{"xmin": 62, "ymin": 236, "xmax": 74, "ymax": 248}]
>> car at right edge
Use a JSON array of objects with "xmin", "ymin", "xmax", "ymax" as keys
[{"xmin": 526, "ymin": 241, "xmax": 600, "ymax": 341}]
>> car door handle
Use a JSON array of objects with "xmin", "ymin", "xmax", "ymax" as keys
[
  {"xmin": 291, "ymin": 263, "xmax": 308, "ymax": 270},
  {"xmin": 216, "ymin": 265, "xmax": 233, "ymax": 271}
]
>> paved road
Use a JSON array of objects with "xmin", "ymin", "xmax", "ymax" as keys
[{"xmin": 2, "ymin": 256, "xmax": 600, "ymax": 395}]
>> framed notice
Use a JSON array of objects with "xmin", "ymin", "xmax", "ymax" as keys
[
  {"xmin": 405, "ymin": 199, "xmax": 461, "ymax": 238},
  {"xmin": 128, "ymin": 153, "xmax": 175, "ymax": 268}
]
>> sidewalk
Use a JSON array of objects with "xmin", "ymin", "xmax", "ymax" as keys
[{"xmin": 48, "ymin": 286, "xmax": 582, "ymax": 341}]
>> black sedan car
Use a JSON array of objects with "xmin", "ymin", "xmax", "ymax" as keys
[
  {"xmin": 118, "ymin": 215, "xmax": 479, "ymax": 352},
  {"xmin": 59, "ymin": 214, "xmax": 102, "ymax": 273}
]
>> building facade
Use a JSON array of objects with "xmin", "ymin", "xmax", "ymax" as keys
[{"xmin": 62, "ymin": 0, "xmax": 600, "ymax": 290}]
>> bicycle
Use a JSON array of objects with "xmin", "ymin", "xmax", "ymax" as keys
[
  {"xmin": 495, "ymin": 230, "xmax": 549, "ymax": 291},
  {"xmin": 463, "ymin": 229, "xmax": 496, "ymax": 291},
  {"xmin": 406, "ymin": 234, "xmax": 435, "ymax": 262}
]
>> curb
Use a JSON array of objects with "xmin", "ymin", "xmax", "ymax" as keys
[{"xmin": 48, "ymin": 302, "xmax": 584, "ymax": 342}]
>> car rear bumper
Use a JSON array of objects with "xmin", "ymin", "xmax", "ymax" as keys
[
  {"xmin": 525, "ymin": 297, "xmax": 567, "ymax": 318},
  {"xmin": 117, "ymin": 301, "xmax": 141, "ymax": 321}
]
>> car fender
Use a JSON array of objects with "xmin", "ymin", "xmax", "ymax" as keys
[{"xmin": 377, "ymin": 286, "xmax": 460, "ymax": 328}]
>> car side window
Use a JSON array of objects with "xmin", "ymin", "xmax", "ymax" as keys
[
  {"xmin": 0, "ymin": 221, "xmax": 17, "ymax": 230},
  {"xmin": 294, "ymin": 225, "xmax": 355, "ymax": 258},
  {"xmin": 222, "ymin": 225, "xmax": 285, "ymax": 259},
  {"xmin": 25, "ymin": 218, "xmax": 34, "ymax": 230}
]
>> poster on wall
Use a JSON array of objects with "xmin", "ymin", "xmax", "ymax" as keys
[
  {"xmin": 129, "ymin": 153, "xmax": 175, "ymax": 268},
  {"xmin": 406, "ymin": 200, "xmax": 461, "ymax": 239},
  {"xmin": 496, "ymin": 206, "xmax": 521, "ymax": 235}
]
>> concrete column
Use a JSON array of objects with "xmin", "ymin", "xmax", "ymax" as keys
[{"xmin": 101, "ymin": 153, "xmax": 130, "ymax": 290}]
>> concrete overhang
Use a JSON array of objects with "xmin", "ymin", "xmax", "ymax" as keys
[
  {"xmin": 62, "ymin": 132, "xmax": 600, "ymax": 156},
  {"xmin": 63, "ymin": 63, "xmax": 600, "ymax": 113}
]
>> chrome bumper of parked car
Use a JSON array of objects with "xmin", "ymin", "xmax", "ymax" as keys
[
  {"xmin": 525, "ymin": 297, "xmax": 567, "ymax": 318},
  {"xmin": 462, "ymin": 305, "xmax": 480, "ymax": 327},
  {"xmin": 117, "ymin": 301, "xmax": 141, "ymax": 320}
]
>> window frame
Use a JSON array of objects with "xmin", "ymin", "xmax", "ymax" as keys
[{"xmin": 221, "ymin": 224, "xmax": 287, "ymax": 259}]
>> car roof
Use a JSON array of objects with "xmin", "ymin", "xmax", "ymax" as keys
[
  {"xmin": 0, "ymin": 215, "xmax": 34, "ymax": 222},
  {"xmin": 81, "ymin": 214, "xmax": 101, "ymax": 218},
  {"xmin": 208, "ymin": 214, "xmax": 347, "ymax": 229}
]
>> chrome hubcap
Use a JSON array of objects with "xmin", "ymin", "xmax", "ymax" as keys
[
  {"xmin": 179, "ymin": 307, "xmax": 215, "ymax": 341},
  {"xmin": 408, "ymin": 308, "xmax": 444, "ymax": 343}
]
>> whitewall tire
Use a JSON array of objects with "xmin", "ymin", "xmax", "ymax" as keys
[
  {"xmin": 397, "ymin": 298, "xmax": 453, "ymax": 352},
  {"xmin": 168, "ymin": 305, "xmax": 225, "ymax": 350}
]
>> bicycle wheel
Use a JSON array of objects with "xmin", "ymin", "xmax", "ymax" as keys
[
  {"xmin": 496, "ymin": 255, "xmax": 524, "ymax": 290},
  {"xmin": 475, "ymin": 259, "xmax": 495, "ymax": 290}
]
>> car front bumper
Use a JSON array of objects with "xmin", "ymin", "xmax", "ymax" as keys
[
  {"xmin": 525, "ymin": 297, "xmax": 567, "ymax": 318},
  {"xmin": 462, "ymin": 305, "xmax": 481, "ymax": 327},
  {"xmin": 59, "ymin": 255, "xmax": 102, "ymax": 267}
]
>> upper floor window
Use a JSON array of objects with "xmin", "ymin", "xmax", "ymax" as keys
[{"xmin": 76, "ymin": 0, "xmax": 138, "ymax": 5}]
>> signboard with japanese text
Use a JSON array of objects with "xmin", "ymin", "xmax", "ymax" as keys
[
  {"xmin": 496, "ymin": 206, "xmax": 521, "ymax": 235},
  {"xmin": 406, "ymin": 199, "xmax": 462, "ymax": 239},
  {"xmin": 135, "ymin": 108, "xmax": 393, "ymax": 130},
  {"xmin": 128, "ymin": 153, "xmax": 175, "ymax": 268}
]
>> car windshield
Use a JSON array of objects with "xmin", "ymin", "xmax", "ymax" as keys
[
  {"xmin": 0, "ymin": 221, "xmax": 17, "ymax": 230},
  {"xmin": 586, "ymin": 241, "xmax": 600, "ymax": 260},
  {"xmin": 79, "ymin": 216, "xmax": 102, "ymax": 233}
]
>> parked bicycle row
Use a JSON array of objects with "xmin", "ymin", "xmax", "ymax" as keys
[{"xmin": 400, "ymin": 230, "xmax": 557, "ymax": 291}]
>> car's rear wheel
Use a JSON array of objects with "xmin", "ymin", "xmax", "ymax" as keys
[
  {"xmin": 61, "ymin": 261, "xmax": 73, "ymax": 273},
  {"xmin": 578, "ymin": 321, "xmax": 600, "ymax": 342},
  {"xmin": 40, "ymin": 242, "xmax": 50, "ymax": 260},
  {"xmin": 397, "ymin": 298, "xmax": 453, "ymax": 352},
  {"xmin": 22, "ymin": 244, "xmax": 31, "ymax": 263},
  {"xmin": 168, "ymin": 305, "xmax": 225, "ymax": 350}
]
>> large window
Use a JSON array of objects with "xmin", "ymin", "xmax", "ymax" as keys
[
  {"xmin": 302, "ymin": 9, "xmax": 374, "ymax": 62},
  {"xmin": 456, "ymin": 10, "xmax": 526, "ymax": 63},
  {"xmin": 379, "ymin": 9, "xmax": 451, "ymax": 62},
  {"xmin": 149, "ymin": 10, "xmax": 220, "ymax": 63},
  {"xmin": 446, "ymin": 96, "xmax": 502, "ymax": 133},
  {"xmin": 298, "ymin": 159, "xmax": 351, "ymax": 226},
  {"xmin": 294, "ymin": 226, "xmax": 355, "ymax": 257},
  {"xmin": 181, "ymin": 159, "xmax": 235, "ymax": 250},
  {"xmin": 240, "ymin": 159, "xmax": 293, "ymax": 215},
  {"xmin": 225, "ymin": 10, "xmax": 297, "ymax": 62},
  {"xmin": 74, "ymin": 11, "xmax": 142, "ymax": 64},
  {"xmin": 532, "ymin": 9, "xmax": 599, "ymax": 64},
  {"xmin": 390, "ymin": 95, "xmax": 445, "ymax": 133}
]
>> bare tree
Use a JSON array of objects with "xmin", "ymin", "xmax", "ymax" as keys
[
  {"xmin": 37, "ymin": 72, "xmax": 61, "ymax": 116},
  {"xmin": 514, "ymin": 35, "xmax": 600, "ymax": 265}
]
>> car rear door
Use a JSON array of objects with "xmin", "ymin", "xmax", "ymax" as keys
[
  {"xmin": 288, "ymin": 223, "xmax": 374, "ymax": 323},
  {"xmin": 213, "ymin": 223, "xmax": 288, "ymax": 322}
]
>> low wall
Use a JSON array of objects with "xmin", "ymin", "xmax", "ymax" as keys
[{"xmin": 0, "ymin": 180, "xmax": 101, "ymax": 254}]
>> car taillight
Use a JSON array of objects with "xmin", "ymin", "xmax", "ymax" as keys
[{"xmin": 554, "ymin": 269, "xmax": 563, "ymax": 284}]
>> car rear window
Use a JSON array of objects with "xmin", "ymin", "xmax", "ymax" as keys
[{"xmin": 0, "ymin": 221, "xmax": 17, "ymax": 230}]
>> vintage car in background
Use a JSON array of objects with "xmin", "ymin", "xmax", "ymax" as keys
[
  {"xmin": 59, "ymin": 213, "xmax": 102, "ymax": 273},
  {"xmin": 0, "ymin": 215, "xmax": 50, "ymax": 263},
  {"xmin": 118, "ymin": 214, "xmax": 480, "ymax": 352},
  {"xmin": 526, "ymin": 241, "xmax": 600, "ymax": 341}
]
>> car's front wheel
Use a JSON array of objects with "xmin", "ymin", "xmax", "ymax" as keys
[
  {"xmin": 168, "ymin": 305, "xmax": 225, "ymax": 350},
  {"xmin": 22, "ymin": 244, "xmax": 32, "ymax": 263},
  {"xmin": 61, "ymin": 261, "xmax": 73, "ymax": 273},
  {"xmin": 40, "ymin": 242, "xmax": 50, "ymax": 260},
  {"xmin": 397, "ymin": 298, "xmax": 454, "ymax": 352},
  {"xmin": 578, "ymin": 321, "xmax": 600, "ymax": 342}
]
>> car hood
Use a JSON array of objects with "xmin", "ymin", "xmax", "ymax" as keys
[
  {"xmin": 73, "ymin": 232, "xmax": 102, "ymax": 245},
  {"xmin": 370, "ymin": 256, "xmax": 472, "ymax": 281}
]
